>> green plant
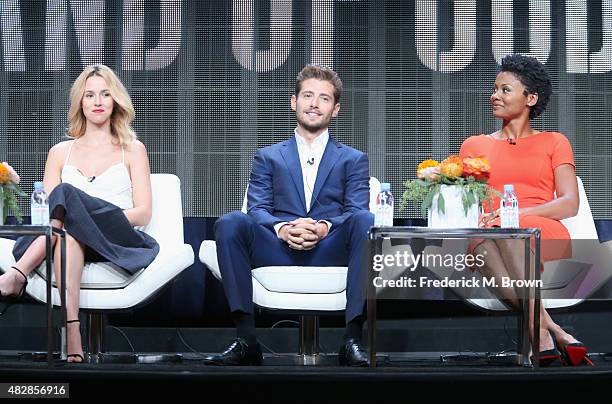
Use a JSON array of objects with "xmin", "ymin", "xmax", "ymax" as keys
[
  {"xmin": 0, "ymin": 162, "xmax": 26, "ymax": 223},
  {"xmin": 401, "ymin": 175, "xmax": 497, "ymax": 217}
]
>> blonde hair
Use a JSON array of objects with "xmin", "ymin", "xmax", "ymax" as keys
[{"xmin": 67, "ymin": 64, "xmax": 136, "ymax": 146}]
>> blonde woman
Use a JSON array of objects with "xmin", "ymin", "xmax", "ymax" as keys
[{"xmin": 0, "ymin": 65, "xmax": 159, "ymax": 363}]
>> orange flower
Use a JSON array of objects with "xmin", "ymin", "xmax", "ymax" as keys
[
  {"xmin": 440, "ymin": 155, "xmax": 463, "ymax": 178},
  {"xmin": 462, "ymin": 157, "xmax": 491, "ymax": 182},
  {"xmin": 0, "ymin": 162, "xmax": 19, "ymax": 185},
  {"xmin": 416, "ymin": 159, "xmax": 440, "ymax": 178},
  {"xmin": 0, "ymin": 163, "xmax": 9, "ymax": 185}
]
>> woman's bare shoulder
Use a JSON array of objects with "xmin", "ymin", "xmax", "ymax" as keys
[
  {"xmin": 50, "ymin": 139, "xmax": 74, "ymax": 151},
  {"xmin": 126, "ymin": 139, "xmax": 147, "ymax": 154},
  {"xmin": 124, "ymin": 140, "xmax": 149, "ymax": 169},
  {"xmin": 48, "ymin": 140, "xmax": 74, "ymax": 159}
]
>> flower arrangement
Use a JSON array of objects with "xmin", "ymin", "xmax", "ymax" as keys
[
  {"xmin": 0, "ymin": 162, "xmax": 26, "ymax": 223},
  {"xmin": 400, "ymin": 155, "xmax": 499, "ymax": 217}
]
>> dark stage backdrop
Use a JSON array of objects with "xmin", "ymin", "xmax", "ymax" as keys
[{"xmin": 1, "ymin": 0, "xmax": 611, "ymax": 219}]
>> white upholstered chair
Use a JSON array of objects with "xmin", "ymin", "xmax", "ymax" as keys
[
  {"xmin": 199, "ymin": 177, "xmax": 381, "ymax": 364},
  {"xmin": 375, "ymin": 176, "xmax": 609, "ymax": 364},
  {"xmin": 0, "ymin": 173, "xmax": 195, "ymax": 363}
]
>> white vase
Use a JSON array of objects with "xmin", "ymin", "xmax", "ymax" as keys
[{"xmin": 427, "ymin": 185, "xmax": 479, "ymax": 228}]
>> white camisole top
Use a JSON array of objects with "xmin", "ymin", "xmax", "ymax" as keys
[{"xmin": 61, "ymin": 140, "xmax": 134, "ymax": 210}]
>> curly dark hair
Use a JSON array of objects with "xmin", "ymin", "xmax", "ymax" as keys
[{"xmin": 499, "ymin": 54, "xmax": 552, "ymax": 120}]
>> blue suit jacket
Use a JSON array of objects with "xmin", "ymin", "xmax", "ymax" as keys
[{"xmin": 247, "ymin": 135, "xmax": 370, "ymax": 231}]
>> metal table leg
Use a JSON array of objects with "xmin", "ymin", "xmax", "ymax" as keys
[
  {"xmin": 45, "ymin": 228, "xmax": 53, "ymax": 366},
  {"xmin": 367, "ymin": 234, "xmax": 380, "ymax": 367},
  {"xmin": 533, "ymin": 233, "xmax": 542, "ymax": 369},
  {"xmin": 58, "ymin": 228, "xmax": 67, "ymax": 362}
]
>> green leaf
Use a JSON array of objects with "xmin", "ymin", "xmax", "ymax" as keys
[
  {"xmin": 1, "ymin": 184, "xmax": 25, "ymax": 223},
  {"xmin": 465, "ymin": 190, "xmax": 477, "ymax": 215},
  {"xmin": 437, "ymin": 191, "xmax": 445, "ymax": 214},
  {"xmin": 441, "ymin": 176, "xmax": 455, "ymax": 185},
  {"xmin": 6, "ymin": 183, "xmax": 27, "ymax": 197},
  {"xmin": 466, "ymin": 190, "xmax": 476, "ymax": 205},
  {"xmin": 422, "ymin": 188, "xmax": 435, "ymax": 217},
  {"xmin": 461, "ymin": 189, "xmax": 468, "ymax": 215}
]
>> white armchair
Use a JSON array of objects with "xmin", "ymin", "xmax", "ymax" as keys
[
  {"xmin": 199, "ymin": 177, "xmax": 381, "ymax": 364},
  {"xmin": 374, "ymin": 176, "xmax": 608, "ymax": 365},
  {"xmin": 0, "ymin": 173, "xmax": 195, "ymax": 363}
]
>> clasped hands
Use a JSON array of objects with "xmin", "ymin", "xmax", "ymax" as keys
[{"xmin": 279, "ymin": 218, "xmax": 329, "ymax": 250}]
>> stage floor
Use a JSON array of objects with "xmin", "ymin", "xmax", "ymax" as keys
[{"xmin": 1, "ymin": 350, "xmax": 610, "ymax": 400}]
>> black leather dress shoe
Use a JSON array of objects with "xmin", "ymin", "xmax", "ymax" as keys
[
  {"xmin": 338, "ymin": 338, "xmax": 368, "ymax": 367},
  {"xmin": 204, "ymin": 338, "xmax": 263, "ymax": 366}
]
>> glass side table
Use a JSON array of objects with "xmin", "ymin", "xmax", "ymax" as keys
[
  {"xmin": 0, "ymin": 225, "xmax": 67, "ymax": 366},
  {"xmin": 367, "ymin": 226, "xmax": 542, "ymax": 368}
]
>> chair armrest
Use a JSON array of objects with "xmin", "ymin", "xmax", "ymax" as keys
[{"xmin": 199, "ymin": 240, "xmax": 222, "ymax": 280}]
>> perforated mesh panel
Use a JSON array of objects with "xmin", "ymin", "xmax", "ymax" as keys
[{"xmin": 0, "ymin": 1, "xmax": 610, "ymax": 218}]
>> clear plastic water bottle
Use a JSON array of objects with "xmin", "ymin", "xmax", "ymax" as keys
[
  {"xmin": 375, "ymin": 182, "xmax": 394, "ymax": 227},
  {"xmin": 500, "ymin": 184, "xmax": 519, "ymax": 228},
  {"xmin": 31, "ymin": 181, "xmax": 49, "ymax": 226}
]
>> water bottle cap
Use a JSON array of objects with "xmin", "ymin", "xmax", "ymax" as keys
[
  {"xmin": 380, "ymin": 183, "xmax": 391, "ymax": 191},
  {"xmin": 503, "ymin": 184, "xmax": 514, "ymax": 193},
  {"xmin": 34, "ymin": 181, "xmax": 44, "ymax": 190}
]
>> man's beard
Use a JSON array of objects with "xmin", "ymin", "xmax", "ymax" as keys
[{"xmin": 296, "ymin": 112, "xmax": 332, "ymax": 133}]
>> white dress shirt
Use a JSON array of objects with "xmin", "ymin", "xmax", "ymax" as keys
[
  {"xmin": 273, "ymin": 129, "xmax": 332, "ymax": 238},
  {"xmin": 296, "ymin": 129, "xmax": 328, "ymax": 210}
]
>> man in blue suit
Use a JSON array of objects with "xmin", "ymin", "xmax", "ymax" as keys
[{"xmin": 206, "ymin": 65, "xmax": 374, "ymax": 366}]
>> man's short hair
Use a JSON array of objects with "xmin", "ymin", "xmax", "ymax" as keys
[{"xmin": 295, "ymin": 64, "xmax": 343, "ymax": 103}]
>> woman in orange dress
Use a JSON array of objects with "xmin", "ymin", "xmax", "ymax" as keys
[{"xmin": 460, "ymin": 54, "xmax": 589, "ymax": 366}]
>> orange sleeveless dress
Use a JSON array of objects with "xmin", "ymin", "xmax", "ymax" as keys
[{"xmin": 459, "ymin": 131, "xmax": 574, "ymax": 263}]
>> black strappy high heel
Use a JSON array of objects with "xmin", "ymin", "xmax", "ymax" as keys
[
  {"xmin": 0, "ymin": 266, "xmax": 28, "ymax": 316},
  {"xmin": 66, "ymin": 319, "xmax": 85, "ymax": 363},
  {"xmin": 531, "ymin": 332, "xmax": 563, "ymax": 367}
]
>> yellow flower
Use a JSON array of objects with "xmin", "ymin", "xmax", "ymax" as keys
[
  {"xmin": 440, "ymin": 155, "xmax": 463, "ymax": 178},
  {"xmin": 0, "ymin": 163, "xmax": 9, "ymax": 185},
  {"xmin": 416, "ymin": 159, "xmax": 439, "ymax": 178}
]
